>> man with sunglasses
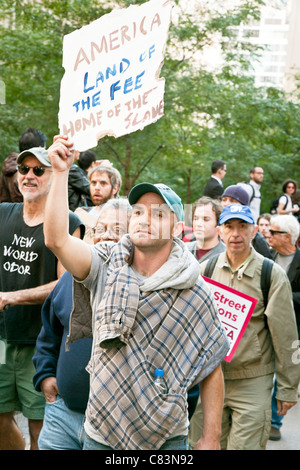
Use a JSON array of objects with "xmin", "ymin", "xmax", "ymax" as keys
[
  {"xmin": 0, "ymin": 147, "xmax": 84, "ymax": 450},
  {"xmin": 0, "ymin": 127, "xmax": 47, "ymax": 204}
]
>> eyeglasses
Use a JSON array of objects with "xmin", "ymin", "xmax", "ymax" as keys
[
  {"xmin": 269, "ymin": 230, "xmax": 287, "ymax": 236},
  {"xmin": 94, "ymin": 226, "xmax": 126, "ymax": 237},
  {"xmin": 18, "ymin": 164, "xmax": 52, "ymax": 177}
]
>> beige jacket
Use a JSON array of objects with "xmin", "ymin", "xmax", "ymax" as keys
[{"xmin": 200, "ymin": 248, "xmax": 300, "ymax": 402}]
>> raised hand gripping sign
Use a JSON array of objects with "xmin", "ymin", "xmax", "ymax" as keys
[
  {"xmin": 203, "ymin": 277, "xmax": 258, "ymax": 362},
  {"xmin": 59, "ymin": 0, "xmax": 172, "ymax": 151}
]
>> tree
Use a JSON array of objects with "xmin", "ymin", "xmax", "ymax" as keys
[{"xmin": 0, "ymin": 0, "xmax": 112, "ymax": 152}]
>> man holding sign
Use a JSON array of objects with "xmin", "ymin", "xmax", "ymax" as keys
[{"xmin": 190, "ymin": 204, "xmax": 300, "ymax": 450}]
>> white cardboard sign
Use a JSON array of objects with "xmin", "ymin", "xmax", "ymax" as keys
[{"xmin": 58, "ymin": 0, "xmax": 172, "ymax": 151}]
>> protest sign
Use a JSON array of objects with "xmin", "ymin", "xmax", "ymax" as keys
[
  {"xmin": 203, "ymin": 277, "xmax": 258, "ymax": 362},
  {"xmin": 59, "ymin": 0, "xmax": 172, "ymax": 151}
]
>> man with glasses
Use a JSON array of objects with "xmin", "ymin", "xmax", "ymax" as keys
[
  {"xmin": 190, "ymin": 204, "xmax": 300, "ymax": 450},
  {"xmin": 0, "ymin": 147, "xmax": 84, "ymax": 450},
  {"xmin": 268, "ymin": 214, "xmax": 300, "ymax": 441},
  {"xmin": 93, "ymin": 198, "xmax": 130, "ymax": 244},
  {"xmin": 0, "ymin": 127, "xmax": 47, "ymax": 204}
]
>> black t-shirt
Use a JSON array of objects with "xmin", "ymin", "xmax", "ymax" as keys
[{"xmin": 0, "ymin": 203, "xmax": 83, "ymax": 344}]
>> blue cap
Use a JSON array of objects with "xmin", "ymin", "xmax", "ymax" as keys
[
  {"xmin": 219, "ymin": 204, "xmax": 255, "ymax": 225},
  {"xmin": 128, "ymin": 183, "xmax": 184, "ymax": 222}
]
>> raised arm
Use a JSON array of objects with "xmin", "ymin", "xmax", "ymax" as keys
[{"xmin": 44, "ymin": 135, "xmax": 92, "ymax": 280}]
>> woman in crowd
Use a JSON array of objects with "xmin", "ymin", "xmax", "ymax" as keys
[{"xmin": 277, "ymin": 179, "xmax": 299, "ymax": 216}]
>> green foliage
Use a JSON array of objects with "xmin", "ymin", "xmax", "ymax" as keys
[{"xmin": 0, "ymin": 0, "xmax": 111, "ymax": 151}]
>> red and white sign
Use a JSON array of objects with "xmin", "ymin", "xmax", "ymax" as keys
[{"xmin": 203, "ymin": 277, "xmax": 258, "ymax": 362}]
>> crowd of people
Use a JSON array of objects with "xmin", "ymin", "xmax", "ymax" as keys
[{"xmin": 0, "ymin": 131, "xmax": 299, "ymax": 451}]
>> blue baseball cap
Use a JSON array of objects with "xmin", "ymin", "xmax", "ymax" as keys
[
  {"xmin": 219, "ymin": 204, "xmax": 255, "ymax": 225},
  {"xmin": 128, "ymin": 183, "xmax": 184, "ymax": 222}
]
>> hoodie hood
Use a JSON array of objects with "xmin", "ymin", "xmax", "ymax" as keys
[{"xmin": 96, "ymin": 235, "xmax": 201, "ymax": 293}]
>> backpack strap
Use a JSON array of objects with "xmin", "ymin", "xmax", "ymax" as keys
[
  {"xmin": 247, "ymin": 182, "xmax": 255, "ymax": 203},
  {"xmin": 261, "ymin": 257, "xmax": 274, "ymax": 329},
  {"xmin": 283, "ymin": 194, "xmax": 288, "ymax": 210},
  {"xmin": 261, "ymin": 258, "xmax": 273, "ymax": 309}
]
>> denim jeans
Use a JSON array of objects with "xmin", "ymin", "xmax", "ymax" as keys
[
  {"xmin": 83, "ymin": 433, "xmax": 188, "ymax": 450},
  {"xmin": 38, "ymin": 395, "xmax": 86, "ymax": 450}
]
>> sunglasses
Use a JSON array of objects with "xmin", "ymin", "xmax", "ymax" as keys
[
  {"xmin": 269, "ymin": 230, "xmax": 287, "ymax": 236},
  {"xmin": 18, "ymin": 164, "xmax": 52, "ymax": 177}
]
